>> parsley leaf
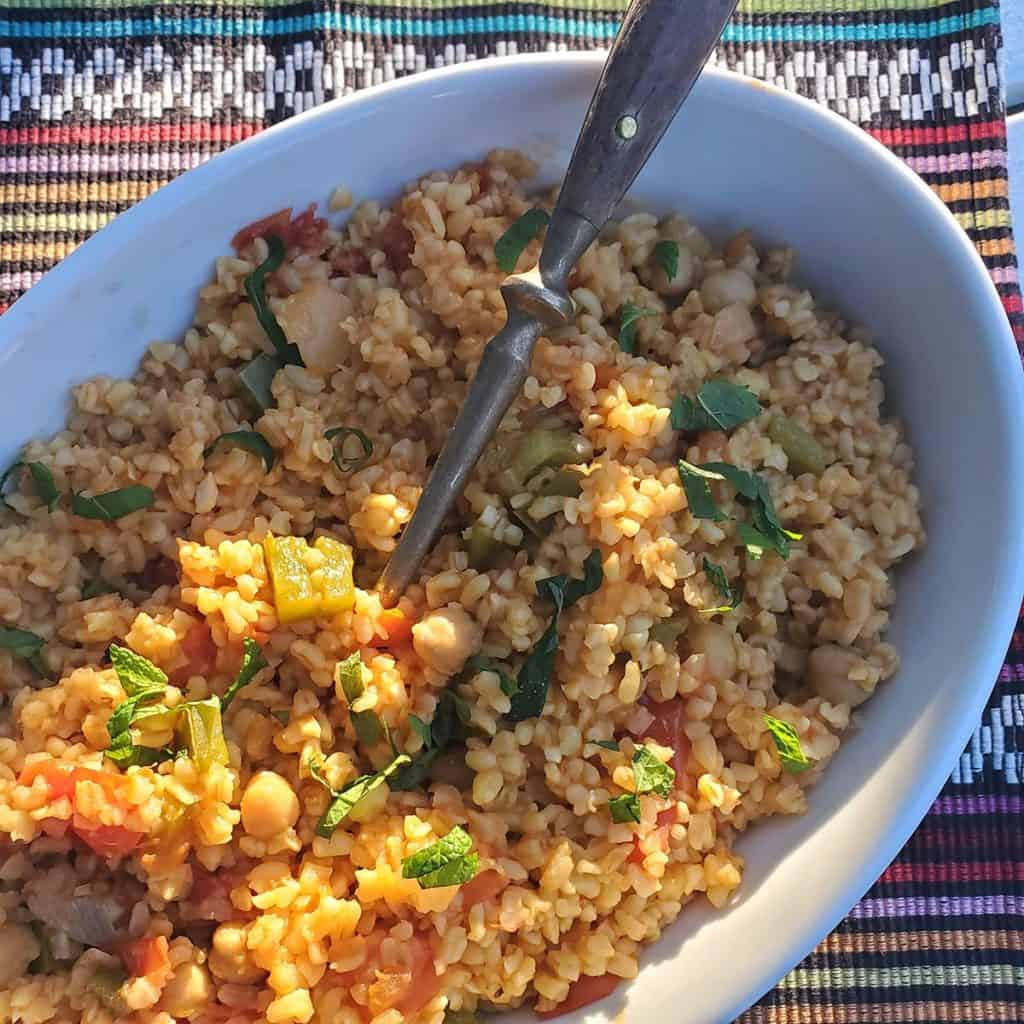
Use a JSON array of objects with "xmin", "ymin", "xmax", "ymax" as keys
[
  {"xmin": 389, "ymin": 690, "xmax": 470, "ymax": 792},
  {"xmin": 109, "ymin": 644, "xmax": 168, "ymax": 696},
  {"xmin": 106, "ymin": 686, "xmax": 166, "ymax": 744},
  {"xmin": 220, "ymin": 638, "xmax": 267, "ymax": 711},
  {"xmin": 244, "ymin": 234, "xmax": 303, "ymax": 366},
  {"xmin": 336, "ymin": 651, "xmax": 387, "ymax": 747},
  {"xmin": 701, "ymin": 557, "xmax": 743, "ymax": 614},
  {"xmin": 764, "ymin": 714, "xmax": 810, "ymax": 773},
  {"xmin": 0, "ymin": 626, "xmax": 49, "ymax": 678},
  {"xmin": 315, "ymin": 754, "xmax": 410, "ymax": 837},
  {"xmin": 401, "ymin": 825, "xmax": 480, "ymax": 889},
  {"xmin": 507, "ymin": 550, "xmax": 604, "ymax": 722},
  {"xmin": 672, "ymin": 380, "xmax": 761, "ymax": 433},
  {"xmin": 653, "ymin": 239, "xmax": 679, "ymax": 281},
  {"xmin": 632, "ymin": 746, "xmax": 675, "ymax": 797},
  {"xmin": 609, "ymin": 793, "xmax": 641, "ymax": 823},
  {"xmin": 238, "ymin": 353, "xmax": 282, "ymax": 413},
  {"xmin": 677, "ymin": 460, "xmax": 727, "ymax": 521},
  {"xmin": 592, "ymin": 739, "xmax": 619, "ymax": 751},
  {"xmin": 494, "ymin": 209, "xmax": 550, "ymax": 273},
  {"xmin": 617, "ymin": 303, "xmax": 658, "ymax": 354},
  {"xmin": 0, "ymin": 461, "xmax": 60, "ymax": 513},
  {"xmin": 204, "ymin": 431, "xmax": 276, "ymax": 472},
  {"xmin": 325, "ymin": 427, "xmax": 373, "ymax": 473},
  {"xmin": 71, "ymin": 486, "xmax": 154, "ymax": 521}
]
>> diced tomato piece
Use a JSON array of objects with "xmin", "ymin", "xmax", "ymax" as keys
[
  {"xmin": 336, "ymin": 931, "xmax": 440, "ymax": 1021},
  {"xmin": 626, "ymin": 807, "xmax": 677, "ymax": 865},
  {"xmin": 74, "ymin": 821, "xmax": 143, "ymax": 858},
  {"xmin": 639, "ymin": 697, "xmax": 691, "ymax": 782},
  {"xmin": 231, "ymin": 205, "xmax": 327, "ymax": 253},
  {"xmin": 393, "ymin": 934, "xmax": 442, "ymax": 1017},
  {"xmin": 176, "ymin": 618, "xmax": 218, "ymax": 681},
  {"xmin": 374, "ymin": 218, "xmax": 415, "ymax": 272},
  {"xmin": 458, "ymin": 869, "xmax": 507, "ymax": 910},
  {"xmin": 121, "ymin": 935, "xmax": 172, "ymax": 984},
  {"xmin": 536, "ymin": 974, "xmax": 623, "ymax": 1020},
  {"xmin": 593, "ymin": 365, "xmax": 617, "ymax": 388},
  {"xmin": 231, "ymin": 208, "xmax": 294, "ymax": 251},
  {"xmin": 18, "ymin": 762, "xmax": 142, "ymax": 858},
  {"xmin": 369, "ymin": 608, "xmax": 414, "ymax": 647}
]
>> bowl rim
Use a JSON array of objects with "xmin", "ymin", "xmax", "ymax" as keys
[{"xmin": 3, "ymin": 53, "xmax": 1024, "ymax": 1023}]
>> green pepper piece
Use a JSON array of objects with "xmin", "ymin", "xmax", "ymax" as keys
[
  {"xmin": 467, "ymin": 523, "xmax": 507, "ymax": 570},
  {"xmin": 494, "ymin": 428, "xmax": 584, "ymax": 496},
  {"xmin": 768, "ymin": 414, "xmax": 830, "ymax": 477},
  {"xmin": 538, "ymin": 468, "xmax": 584, "ymax": 499},
  {"xmin": 177, "ymin": 697, "xmax": 229, "ymax": 771},
  {"xmin": 86, "ymin": 965, "xmax": 129, "ymax": 1015}
]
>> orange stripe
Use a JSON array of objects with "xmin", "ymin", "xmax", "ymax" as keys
[
  {"xmin": 978, "ymin": 237, "xmax": 1016, "ymax": 257},
  {"xmin": 3, "ymin": 240, "xmax": 78, "ymax": 262},
  {"xmin": 823, "ymin": 927, "xmax": 1020, "ymax": 955},
  {"xmin": 0, "ymin": 180, "xmax": 169, "ymax": 206},
  {"xmin": 931, "ymin": 178, "xmax": 1009, "ymax": 203}
]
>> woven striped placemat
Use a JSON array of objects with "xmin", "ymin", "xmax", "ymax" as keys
[{"xmin": 1, "ymin": 1, "xmax": 1022, "ymax": 1021}]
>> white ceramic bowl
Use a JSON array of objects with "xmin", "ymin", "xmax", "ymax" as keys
[{"xmin": 3, "ymin": 54, "xmax": 1024, "ymax": 1024}]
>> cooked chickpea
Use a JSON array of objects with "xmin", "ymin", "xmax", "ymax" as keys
[
  {"xmin": 639, "ymin": 241, "xmax": 695, "ymax": 297},
  {"xmin": 241, "ymin": 771, "xmax": 300, "ymax": 839},
  {"xmin": 412, "ymin": 604, "xmax": 483, "ymax": 675},
  {"xmin": 688, "ymin": 622, "xmax": 737, "ymax": 682},
  {"xmin": 807, "ymin": 644, "xmax": 873, "ymax": 707},
  {"xmin": 159, "ymin": 962, "xmax": 213, "ymax": 1019},
  {"xmin": 700, "ymin": 268, "xmax": 757, "ymax": 313},
  {"xmin": 210, "ymin": 923, "xmax": 265, "ymax": 983}
]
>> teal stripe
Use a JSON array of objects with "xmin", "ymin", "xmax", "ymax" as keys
[{"xmin": 0, "ymin": 8, "xmax": 999, "ymax": 40}]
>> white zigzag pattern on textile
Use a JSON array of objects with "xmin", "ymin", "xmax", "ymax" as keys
[
  {"xmin": 0, "ymin": 37, "xmax": 1003, "ymax": 124},
  {"xmin": 953, "ymin": 693, "xmax": 1024, "ymax": 787}
]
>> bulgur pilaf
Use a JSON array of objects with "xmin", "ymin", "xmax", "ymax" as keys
[{"xmin": 0, "ymin": 150, "xmax": 924, "ymax": 1024}]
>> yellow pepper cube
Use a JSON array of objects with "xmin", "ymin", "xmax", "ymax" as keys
[
  {"xmin": 264, "ymin": 535, "xmax": 318, "ymax": 624},
  {"xmin": 311, "ymin": 536, "xmax": 355, "ymax": 615}
]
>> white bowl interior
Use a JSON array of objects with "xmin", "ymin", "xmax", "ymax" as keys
[{"xmin": 3, "ymin": 56, "xmax": 1023, "ymax": 1024}]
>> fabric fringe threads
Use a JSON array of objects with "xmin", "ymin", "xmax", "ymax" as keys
[{"xmin": 1, "ymin": 1, "xmax": 1023, "ymax": 1021}]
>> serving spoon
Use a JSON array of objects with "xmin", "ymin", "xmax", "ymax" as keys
[{"xmin": 378, "ymin": 0, "xmax": 739, "ymax": 607}]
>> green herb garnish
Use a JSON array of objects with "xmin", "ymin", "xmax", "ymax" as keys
[
  {"xmin": 632, "ymin": 745, "xmax": 675, "ymax": 797},
  {"xmin": 0, "ymin": 626, "xmax": 49, "ymax": 678},
  {"xmin": 494, "ymin": 208, "xmax": 550, "ymax": 273},
  {"xmin": 204, "ymin": 431, "xmax": 276, "ymax": 472},
  {"xmin": 701, "ymin": 557, "xmax": 743, "ymax": 614},
  {"xmin": 671, "ymin": 380, "xmax": 762, "ymax": 433},
  {"xmin": 105, "ymin": 645, "xmax": 169, "ymax": 761},
  {"xmin": 325, "ymin": 427, "xmax": 373, "ymax": 473},
  {"xmin": 677, "ymin": 460, "xmax": 728, "ymax": 522},
  {"xmin": 71, "ymin": 486, "xmax": 154, "ymax": 521},
  {"xmin": 617, "ymin": 303, "xmax": 658, "ymax": 354},
  {"xmin": 244, "ymin": 235, "xmax": 302, "ymax": 366},
  {"xmin": 109, "ymin": 644, "xmax": 168, "ymax": 695},
  {"xmin": 0, "ymin": 461, "xmax": 60, "ymax": 513},
  {"xmin": 221, "ymin": 637, "xmax": 267, "ymax": 711},
  {"xmin": 401, "ymin": 825, "xmax": 479, "ymax": 889},
  {"xmin": 763, "ymin": 714, "xmax": 810, "ymax": 773},
  {"xmin": 653, "ymin": 239, "xmax": 679, "ymax": 281},
  {"xmin": 313, "ymin": 754, "xmax": 410, "ymax": 837},
  {"xmin": 507, "ymin": 549, "xmax": 604, "ymax": 722},
  {"xmin": 608, "ymin": 745, "xmax": 676, "ymax": 824},
  {"xmin": 238, "ymin": 353, "xmax": 282, "ymax": 413},
  {"xmin": 592, "ymin": 739, "xmax": 620, "ymax": 751},
  {"xmin": 677, "ymin": 460, "xmax": 802, "ymax": 559},
  {"xmin": 335, "ymin": 651, "xmax": 388, "ymax": 747},
  {"xmin": 389, "ymin": 690, "xmax": 471, "ymax": 792},
  {"xmin": 609, "ymin": 792, "xmax": 641, "ymax": 823}
]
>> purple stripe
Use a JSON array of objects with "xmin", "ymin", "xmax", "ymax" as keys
[
  {"xmin": 903, "ymin": 149, "xmax": 1006, "ymax": 174},
  {"xmin": 851, "ymin": 894, "xmax": 1024, "ymax": 919},
  {"xmin": 992, "ymin": 266, "xmax": 1020, "ymax": 286},
  {"xmin": 0, "ymin": 270, "xmax": 44, "ymax": 294},
  {"xmin": 930, "ymin": 794, "xmax": 1023, "ymax": 815},
  {"xmin": 999, "ymin": 661, "xmax": 1024, "ymax": 683}
]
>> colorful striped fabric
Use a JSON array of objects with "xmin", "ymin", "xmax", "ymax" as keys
[{"xmin": 1, "ymin": 0, "xmax": 1022, "ymax": 1020}]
